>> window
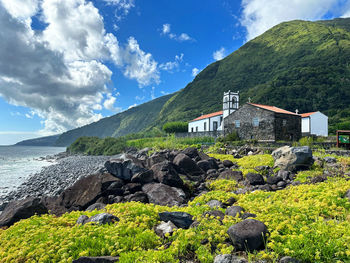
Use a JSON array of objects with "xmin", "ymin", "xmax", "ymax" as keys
[
  {"xmin": 252, "ymin": 117, "xmax": 259, "ymax": 127},
  {"xmin": 196, "ymin": 126, "xmax": 198, "ymax": 132},
  {"xmin": 235, "ymin": 120, "xmax": 240, "ymax": 128},
  {"xmin": 283, "ymin": 119, "xmax": 287, "ymax": 126},
  {"xmin": 191, "ymin": 127, "xmax": 194, "ymax": 132},
  {"xmin": 220, "ymin": 116, "xmax": 223, "ymax": 124},
  {"xmin": 213, "ymin": 121, "xmax": 218, "ymax": 131},
  {"xmin": 204, "ymin": 122, "xmax": 207, "ymax": 131}
]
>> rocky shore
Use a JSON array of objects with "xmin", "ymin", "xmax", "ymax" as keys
[{"xmin": 0, "ymin": 154, "xmax": 110, "ymax": 212}]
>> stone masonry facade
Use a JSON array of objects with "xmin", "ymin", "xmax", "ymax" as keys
[{"xmin": 224, "ymin": 104, "xmax": 301, "ymax": 141}]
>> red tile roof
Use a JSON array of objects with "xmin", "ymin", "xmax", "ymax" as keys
[
  {"xmin": 190, "ymin": 111, "xmax": 223, "ymax": 122},
  {"xmin": 300, "ymin": 112, "xmax": 317, "ymax": 118},
  {"xmin": 248, "ymin": 103, "xmax": 298, "ymax": 115}
]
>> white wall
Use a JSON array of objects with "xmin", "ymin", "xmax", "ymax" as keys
[
  {"xmin": 302, "ymin": 117, "xmax": 310, "ymax": 133},
  {"xmin": 188, "ymin": 115, "xmax": 223, "ymax": 132},
  {"xmin": 310, "ymin": 112, "xmax": 328, "ymax": 136}
]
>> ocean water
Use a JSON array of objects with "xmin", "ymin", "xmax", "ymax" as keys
[{"xmin": 0, "ymin": 146, "xmax": 66, "ymax": 197}]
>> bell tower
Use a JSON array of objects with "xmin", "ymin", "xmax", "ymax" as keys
[{"xmin": 223, "ymin": 90, "xmax": 239, "ymax": 119}]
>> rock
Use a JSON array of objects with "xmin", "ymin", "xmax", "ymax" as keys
[
  {"xmin": 222, "ymin": 160, "xmax": 235, "ymax": 168},
  {"xmin": 124, "ymin": 191, "xmax": 148, "ymax": 203},
  {"xmin": 142, "ymin": 183, "xmax": 186, "ymax": 206},
  {"xmin": 266, "ymin": 176, "xmax": 282, "ymax": 185},
  {"xmin": 86, "ymin": 203, "xmax": 106, "ymax": 211},
  {"xmin": 122, "ymin": 183, "xmax": 142, "ymax": 194},
  {"xmin": 277, "ymin": 181, "xmax": 287, "ymax": 188},
  {"xmin": 214, "ymin": 254, "xmax": 248, "ymax": 263},
  {"xmin": 73, "ymin": 256, "xmax": 119, "ymax": 263},
  {"xmin": 225, "ymin": 206, "xmax": 245, "ymax": 217},
  {"xmin": 227, "ymin": 219, "xmax": 268, "ymax": 251},
  {"xmin": 182, "ymin": 147, "xmax": 199, "ymax": 159},
  {"xmin": 309, "ymin": 175, "xmax": 326, "ymax": 184},
  {"xmin": 154, "ymin": 221, "xmax": 177, "ymax": 237},
  {"xmin": 206, "ymin": 200, "xmax": 224, "ymax": 208},
  {"xmin": 207, "ymin": 158, "xmax": 219, "ymax": 170},
  {"xmin": 76, "ymin": 215, "xmax": 89, "ymax": 224},
  {"xmin": 241, "ymin": 213, "xmax": 257, "ymax": 220},
  {"xmin": 130, "ymin": 170, "xmax": 154, "ymax": 184},
  {"xmin": 45, "ymin": 173, "xmax": 119, "ymax": 215},
  {"xmin": 277, "ymin": 170, "xmax": 292, "ymax": 181},
  {"xmin": 106, "ymin": 179, "xmax": 124, "ymax": 196},
  {"xmin": 0, "ymin": 197, "xmax": 48, "ymax": 227},
  {"xmin": 159, "ymin": 211, "xmax": 194, "ymax": 229},
  {"xmin": 203, "ymin": 210, "xmax": 225, "ymax": 220},
  {"xmin": 246, "ymin": 173, "xmax": 265, "ymax": 185},
  {"xmin": 104, "ymin": 154, "xmax": 147, "ymax": 181},
  {"xmin": 173, "ymin": 153, "xmax": 204, "ymax": 177},
  {"xmin": 258, "ymin": 184, "xmax": 272, "ymax": 191},
  {"xmin": 223, "ymin": 197, "xmax": 237, "ymax": 206},
  {"xmin": 279, "ymin": 256, "xmax": 300, "ymax": 263},
  {"xmin": 86, "ymin": 213, "xmax": 119, "ymax": 225},
  {"xmin": 324, "ymin": 157, "xmax": 336, "ymax": 163},
  {"xmin": 109, "ymin": 195, "xmax": 124, "ymax": 204},
  {"xmin": 147, "ymin": 153, "xmax": 167, "ymax": 167},
  {"xmin": 272, "ymin": 146, "xmax": 314, "ymax": 171},
  {"xmin": 218, "ymin": 170, "xmax": 244, "ymax": 182},
  {"xmin": 197, "ymin": 160, "xmax": 212, "ymax": 172},
  {"xmin": 151, "ymin": 162, "xmax": 183, "ymax": 188}
]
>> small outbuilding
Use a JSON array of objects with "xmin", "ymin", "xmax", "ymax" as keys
[
  {"xmin": 224, "ymin": 103, "xmax": 301, "ymax": 141},
  {"xmin": 188, "ymin": 111, "xmax": 223, "ymax": 132},
  {"xmin": 300, "ymin": 111, "xmax": 328, "ymax": 137}
]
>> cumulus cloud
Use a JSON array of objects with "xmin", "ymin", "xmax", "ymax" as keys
[
  {"xmin": 128, "ymin": 103, "xmax": 137, "ymax": 109},
  {"xmin": 103, "ymin": 0, "xmax": 135, "ymax": 20},
  {"xmin": 240, "ymin": 0, "xmax": 343, "ymax": 41},
  {"xmin": 192, "ymin": 68, "xmax": 200, "ymax": 77},
  {"xmin": 159, "ymin": 53, "xmax": 184, "ymax": 72},
  {"xmin": 0, "ymin": 0, "xmax": 159, "ymax": 134},
  {"xmin": 161, "ymin": 23, "xmax": 195, "ymax": 42},
  {"xmin": 213, "ymin": 47, "xmax": 226, "ymax": 61},
  {"xmin": 104, "ymin": 93, "xmax": 121, "ymax": 112}
]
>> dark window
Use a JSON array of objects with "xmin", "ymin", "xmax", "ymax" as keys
[
  {"xmin": 196, "ymin": 126, "xmax": 198, "ymax": 132},
  {"xmin": 213, "ymin": 121, "xmax": 218, "ymax": 131},
  {"xmin": 204, "ymin": 122, "xmax": 207, "ymax": 131},
  {"xmin": 252, "ymin": 117, "xmax": 259, "ymax": 127},
  {"xmin": 220, "ymin": 116, "xmax": 223, "ymax": 124},
  {"xmin": 283, "ymin": 119, "xmax": 287, "ymax": 126},
  {"xmin": 191, "ymin": 127, "xmax": 193, "ymax": 132}
]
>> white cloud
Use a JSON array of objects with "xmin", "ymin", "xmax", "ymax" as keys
[
  {"xmin": 103, "ymin": 0, "xmax": 135, "ymax": 20},
  {"xmin": 159, "ymin": 53, "xmax": 184, "ymax": 72},
  {"xmin": 160, "ymin": 23, "xmax": 194, "ymax": 42},
  {"xmin": 103, "ymin": 93, "xmax": 121, "ymax": 112},
  {"xmin": 240, "ymin": 0, "xmax": 343, "ymax": 41},
  {"xmin": 162, "ymin": 23, "xmax": 171, "ymax": 34},
  {"xmin": 0, "ymin": 0, "xmax": 160, "ymax": 135},
  {"xmin": 192, "ymin": 67, "xmax": 200, "ymax": 77},
  {"xmin": 160, "ymin": 91, "xmax": 169, "ymax": 95},
  {"xmin": 135, "ymin": 95, "xmax": 145, "ymax": 101},
  {"xmin": 128, "ymin": 103, "xmax": 137, "ymax": 109},
  {"xmin": 213, "ymin": 47, "xmax": 226, "ymax": 61}
]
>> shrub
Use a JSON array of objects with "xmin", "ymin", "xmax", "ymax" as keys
[{"xmin": 162, "ymin": 122, "xmax": 188, "ymax": 133}]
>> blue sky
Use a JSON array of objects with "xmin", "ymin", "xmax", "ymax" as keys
[{"xmin": 0, "ymin": 0, "xmax": 349, "ymax": 145}]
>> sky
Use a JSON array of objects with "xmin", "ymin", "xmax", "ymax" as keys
[{"xmin": 0, "ymin": 0, "xmax": 350, "ymax": 145}]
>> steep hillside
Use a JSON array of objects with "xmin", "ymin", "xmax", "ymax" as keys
[
  {"xmin": 56, "ymin": 18, "xmax": 350, "ymax": 146},
  {"xmin": 55, "ymin": 94, "xmax": 174, "ymax": 146},
  {"xmin": 15, "ymin": 135, "xmax": 61, "ymax": 146}
]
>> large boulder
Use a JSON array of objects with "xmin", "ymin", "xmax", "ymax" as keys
[
  {"xmin": 182, "ymin": 147, "xmax": 199, "ymax": 159},
  {"xmin": 214, "ymin": 254, "xmax": 248, "ymax": 263},
  {"xmin": 158, "ymin": 211, "xmax": 194, "ymax": 229},
  {"xmin": 154, "ymin": 221, "xmax": 177, "ymax": 237},
  {"xmin": 130, "ymin": 170, "xmax": 154, "ymax": 184},
  {"xmin": 272, "ymin": 146, "xmax": 314, "ymax": 171},
  {"xmin": 218, "ymin": 170, "xmax": 243, "ymax": 182},
  {"xmin": 227, "ymin": 219, "xmax": 268, "ymax": 251},
  {"xmin": 45, "ymin": 173, "xmax": 119, "ymax": 215},
  {"xmin": 0, "ymin": 197, "xmax": 48, "ymax": 227},
  {"xmin": 142, "ymin": 183, "xmax": 186, "ymax": 206},
  {"xmin": 104, "ymin": 154, "xmax": 147, "ymax": 181},
  {"xmin": 147, "ymin": 152, "xmax": 168, "ymax": 167},
  {"xmin": 151, "ymin": 161, "xmax": 183, "ymax": 188},
  {"xmin": 225, "ymin": 206, "xmax": 245, "ymax": 217},
  {"xmin": 173, "ymin": 153, "xmax": 204, "ymax": 176},
  {"xmin": 246, "ymin": 173, "xmax": 265, "ymax": 186}
]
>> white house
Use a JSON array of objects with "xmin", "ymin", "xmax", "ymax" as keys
[
  {"xmin": 188, "ymin": 91, "xmax": 239, "ymax": 132},
  {"xmin": 300, "ymin": 111, "xmax": 328, "ymax": 137}
]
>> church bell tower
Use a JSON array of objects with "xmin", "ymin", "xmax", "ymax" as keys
[{"xmin": 223, "ymin": 91, "xmax": 239, "ymax": 119}]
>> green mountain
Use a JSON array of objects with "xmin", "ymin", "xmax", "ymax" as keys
[{"xmin": 56, "ymin": 18, "xmax": 350, "ymax": 146}]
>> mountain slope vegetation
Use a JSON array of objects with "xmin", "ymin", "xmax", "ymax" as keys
[{"xmin": 56, "ymin": 18, "xmax": 350, "ymax": 146}]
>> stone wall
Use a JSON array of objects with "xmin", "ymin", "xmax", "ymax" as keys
[
  {"xmin": 224, "ymin": 104, "xmax": 275, "ymax": 141},
  {"xmin": 274, "ymin": 113, "xmax": 301, "ymax": 141},
  {"xmin": 175, "ymin": 131, "xmax": 224, "ymax": 138}
]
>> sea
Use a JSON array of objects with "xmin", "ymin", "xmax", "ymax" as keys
[{"xmin": 0, "ymin": 146, "xmax": 66, "ymax": 198}]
